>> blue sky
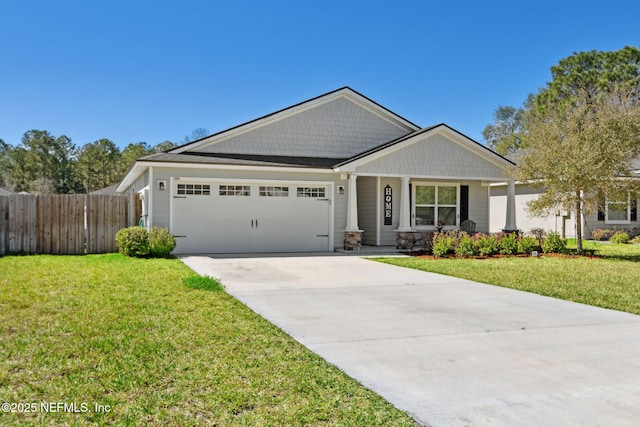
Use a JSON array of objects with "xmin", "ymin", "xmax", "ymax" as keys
[{"xmin": 1, "ymin": 0, "xmax": 639, "ymax": 150}]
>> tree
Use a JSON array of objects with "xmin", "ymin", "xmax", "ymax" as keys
[
  {"xmin": 151, "ymin": 140, "xmax": 177, "ymax": 153},
  {"xmin": 514, "ymin": 88, "xmax": 640, "ymax": 253},
  {"xmin": 483, "ymin": 99, "xmax": 531, "ymax": 155},
  {"xmin": 0, "ymin": 139, "xmax": 11, "ymax": 188},
  {"xmin": 119, "ymin": 142, "xmax": 152, "ymax": 178},
  {"xmin": 182, "ymin": 128, "xmax": 209, "ymax": 144},
  {"xmin": 534, "ymin": 46, "xmax": 640, "ymax": 112},
  {"xmin": 15, "ymin": 130, "xmax": 81, "ymax": 194},
  {"xmin": 76, "ymin": 139, "xmax": 121, "ymax": 192}
]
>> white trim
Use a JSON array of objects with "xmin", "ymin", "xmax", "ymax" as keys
[
  {"xmin": 117, "ymin": 161, "xmax": 335, "ymax": 194},
  {"xmin": 605, "ymin": 192, "xmax": 632, "ymax": 225},
  {"xmin": 345, "ymin": 171, "xmax": 508, "ymax": 181},
  {"xmin": 148, "ymin": 167, "xmax": 154, "ymax": 228},
  {"xmin": 411, "ymin": 182, "xmax": 461, "ymax": 229},
  {"xmin": 375, "ymin": 176, "xmax": 381, "ymax": 246}
]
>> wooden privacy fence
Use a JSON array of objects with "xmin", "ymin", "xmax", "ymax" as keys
[{"xmin": 0, "ymin": 194, "xmax": 140, "ymax": 255}]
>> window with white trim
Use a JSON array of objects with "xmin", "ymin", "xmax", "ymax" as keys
[
  {"xmin": 413, "ymin": 184, "xmax": 459, "ymax": 227},
  {"xmin": 260, "ymin": 186, "xmax": 289, "ymax": 197},
  {"xmin": 605, "ymin": 190, "xmax": 631, "ymax": 224},
  {"xmin": 297, "ymin": 187, "xmax": 325, "ymax": 198},
  {"xmin": 177, "ymin": 184, "xmax": 210, "ymax": 195},
  {"xmin": 219, "ymin": 185, "xmax": 250, "ymax": 196}
]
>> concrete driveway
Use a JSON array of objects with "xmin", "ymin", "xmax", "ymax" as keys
[{"xmin": 181, "ymin": 254, "xmax": 640, "ymax": 427}]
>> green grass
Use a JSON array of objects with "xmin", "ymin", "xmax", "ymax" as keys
[
  {"xmin": 375, "ymin": 242, "xmax": 640, "ymax": 315},
  {"xmin": 0, "ymin": 254, "xmax": 415, "ymax": 426}
]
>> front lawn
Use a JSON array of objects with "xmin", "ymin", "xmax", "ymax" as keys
[
  {"xmin": 0, "ymin": 254, "xmax": 415, "ymax": 426},
  {"xmin": 375, "ymin": 241, "xmax": 640, "ymax": 315}
]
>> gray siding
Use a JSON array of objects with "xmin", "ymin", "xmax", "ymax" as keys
[
  {"xmin": 357, "ymin": 177, "xmax": 377, "ymax": 245},
  {"xmin": 463, "ymin": 180, "xmax": 489, "ymax": 233},
  {"xmin": 583, "ymin": 191, "xmax": 639, "ymax": 238},
  {"xmin": 356, "ymin": 134, "xmax": 507, "ymax": 179},
  {"xmin": 196, "ymin": 97, "xmax": 410, "ymax": 158}
]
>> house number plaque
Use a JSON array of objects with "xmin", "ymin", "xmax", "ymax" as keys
[{"xmin": 384, "ymin": 185, "xmax": 392, "ymax": 225}]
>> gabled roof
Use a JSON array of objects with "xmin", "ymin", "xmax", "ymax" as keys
[
  {"xmin": 169, "ymin": 86, "xmax": 420, "ymax": 155},
  {"xmin": 116, "ymin": 88, "xmax": 514, "ymax": 193},
  {"xmin": 334, "ymin": 123, "xmax": 516, "ymax": 171}
]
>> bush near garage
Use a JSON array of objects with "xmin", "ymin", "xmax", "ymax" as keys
[
  {"xmin": 116, "ymin": 226, "xmax": 176, "ymax": 258},
  {"xmin": 148, "ymin": 227, "xmax": 177, "ymax": 257}
]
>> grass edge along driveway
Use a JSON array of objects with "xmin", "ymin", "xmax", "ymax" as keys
[
  {"xmin": 374, "ymin": 241, "xmax": 640, "ymax": 316},
  {"xmin": 0, "ymin": 254, "xmax": 416, "ymax": 426}
]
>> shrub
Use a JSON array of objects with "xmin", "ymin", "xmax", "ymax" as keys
[
  {"xmin": 475, "ymin": 233, "xmax": 500, "ymax": 257},
  {"xmin": 498, "ymin": 232, "xmax": 519, "ymax": 255},
  {"xmin": 541, "ymin": 231, "xmax": 567, "ymax": 253},
  {"xmin": 517, "ymin": 236, "xmax": 538, "ymax": 255},
  {"xmin": 115, "ymin": 226, "xmax": 150, "ymax": 257},
  {"xmin": 529, "ymin": 228, "xmax": 546, "ymax": 246},
  {"xmin": 432, "ymin": 231, "xmax": 457, "ymax": 257},
  {"xmin": 591, "ymin": 228, "xmax": 615, "ymax": 241},
  {"xmin": 148, "ymin": 227, "xmax": 177, "ymax": 257},
  {"xmin": 630, "ymin": 235, "xmax": 640, "ymax": 244},
  {"xmin": 610, "ymin": 231, "xmax": 630, "ymax": 244},
  {"xmin": 455, "ymin": 233, "xmax": 478, "ymax": 257}
]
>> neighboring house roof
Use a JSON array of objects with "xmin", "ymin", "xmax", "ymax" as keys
[{"xmin": 90, "ymin": 184, "xmax": 121, "ymax": 195}]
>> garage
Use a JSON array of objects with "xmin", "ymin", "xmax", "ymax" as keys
[{"xmin": 171, "ymin": 180, "xmax": 332, "ymax": 254}]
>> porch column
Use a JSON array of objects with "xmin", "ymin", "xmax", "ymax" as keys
[
  {"xmin": 395, "ymin": 176, "xmax": 417, "ymax": 250},
  {"xmin": 397, "ymin": 176, "xmax": 412, "ymax": 231},
  {"xmin": 504, "ymin": 180, "xmax": 518, "ymax": 232},
  {"xmin": 343, "ymin": 173, "xmax": 362, "ymax": 250},
  {"xmin": 345, "ymin": 173, "xmax": 359, "ymax": 231}
]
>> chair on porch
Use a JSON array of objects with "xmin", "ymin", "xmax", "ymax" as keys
[{"xmin": 460, "ymin": 220, "xmax": 476, "ymax": 234}]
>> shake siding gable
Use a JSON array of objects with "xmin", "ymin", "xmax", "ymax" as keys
[
  {"xmin": 354, "ymin": 134, "xmax": 507, "ymax": 179},
  {"xmin": 193, "ymin": 97, "xmax": 412, "ymax": 158}
]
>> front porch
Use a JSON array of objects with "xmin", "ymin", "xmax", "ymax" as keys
[{"xmin": 341, "ymin": 174, "xmax": 517, "ymax": 250}]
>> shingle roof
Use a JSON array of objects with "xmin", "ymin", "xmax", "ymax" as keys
[{"xmin": 138, "ymin": 152, "xmax": 349, "ymax": 168}]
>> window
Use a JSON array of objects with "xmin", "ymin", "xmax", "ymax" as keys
[
  {"xmin": 297, "ymin": 187, "xmax": 325, "ymax": 198},
  {"xmin": 605, "ymin": 190, "xmax": 631, "ymax": 224},
  {"xmin": 260, "ymin": 186, "xmax": 289, "ymax": 197},
  {"xmin": 219, "ymin": 185, "xmax": 250, "ymax": 196},
  {"xmin": 177, "ymin": 184, "xmax": 210, "ymax": 195},
  {"xmin": 413, "ymin": 184, "xmax": 458, "ymax": 227}
]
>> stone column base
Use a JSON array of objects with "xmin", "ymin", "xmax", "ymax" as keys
[
  {"xmin": 395, "ymin": 231, "xmax": 434, "ymax": 252},
  {"xmin": 343, "ymin": 230, "xmax": 363, "ymax": 251}
]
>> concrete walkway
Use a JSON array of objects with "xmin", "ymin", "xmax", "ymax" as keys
[{"xmin": 180, "ymin": 255, "xmax": 640, "ymax": 427}]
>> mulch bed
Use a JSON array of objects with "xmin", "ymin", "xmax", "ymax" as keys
[{"xmin": 411, "ymin": 252, "xmax": 602, "ymax": 260}]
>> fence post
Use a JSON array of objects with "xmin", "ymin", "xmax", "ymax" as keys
[{"xmin": 0, "ymin": 196, "xmax": 8, "ymax": 256}]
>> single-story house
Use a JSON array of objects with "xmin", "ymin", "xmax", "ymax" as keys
[
  {"xmin": 117, "ymin": 87, "xmax": 518, "ymax": 254},
  {"xmin": 489, "ymin": 161, "xmax": 640, "ymax": 239}
]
